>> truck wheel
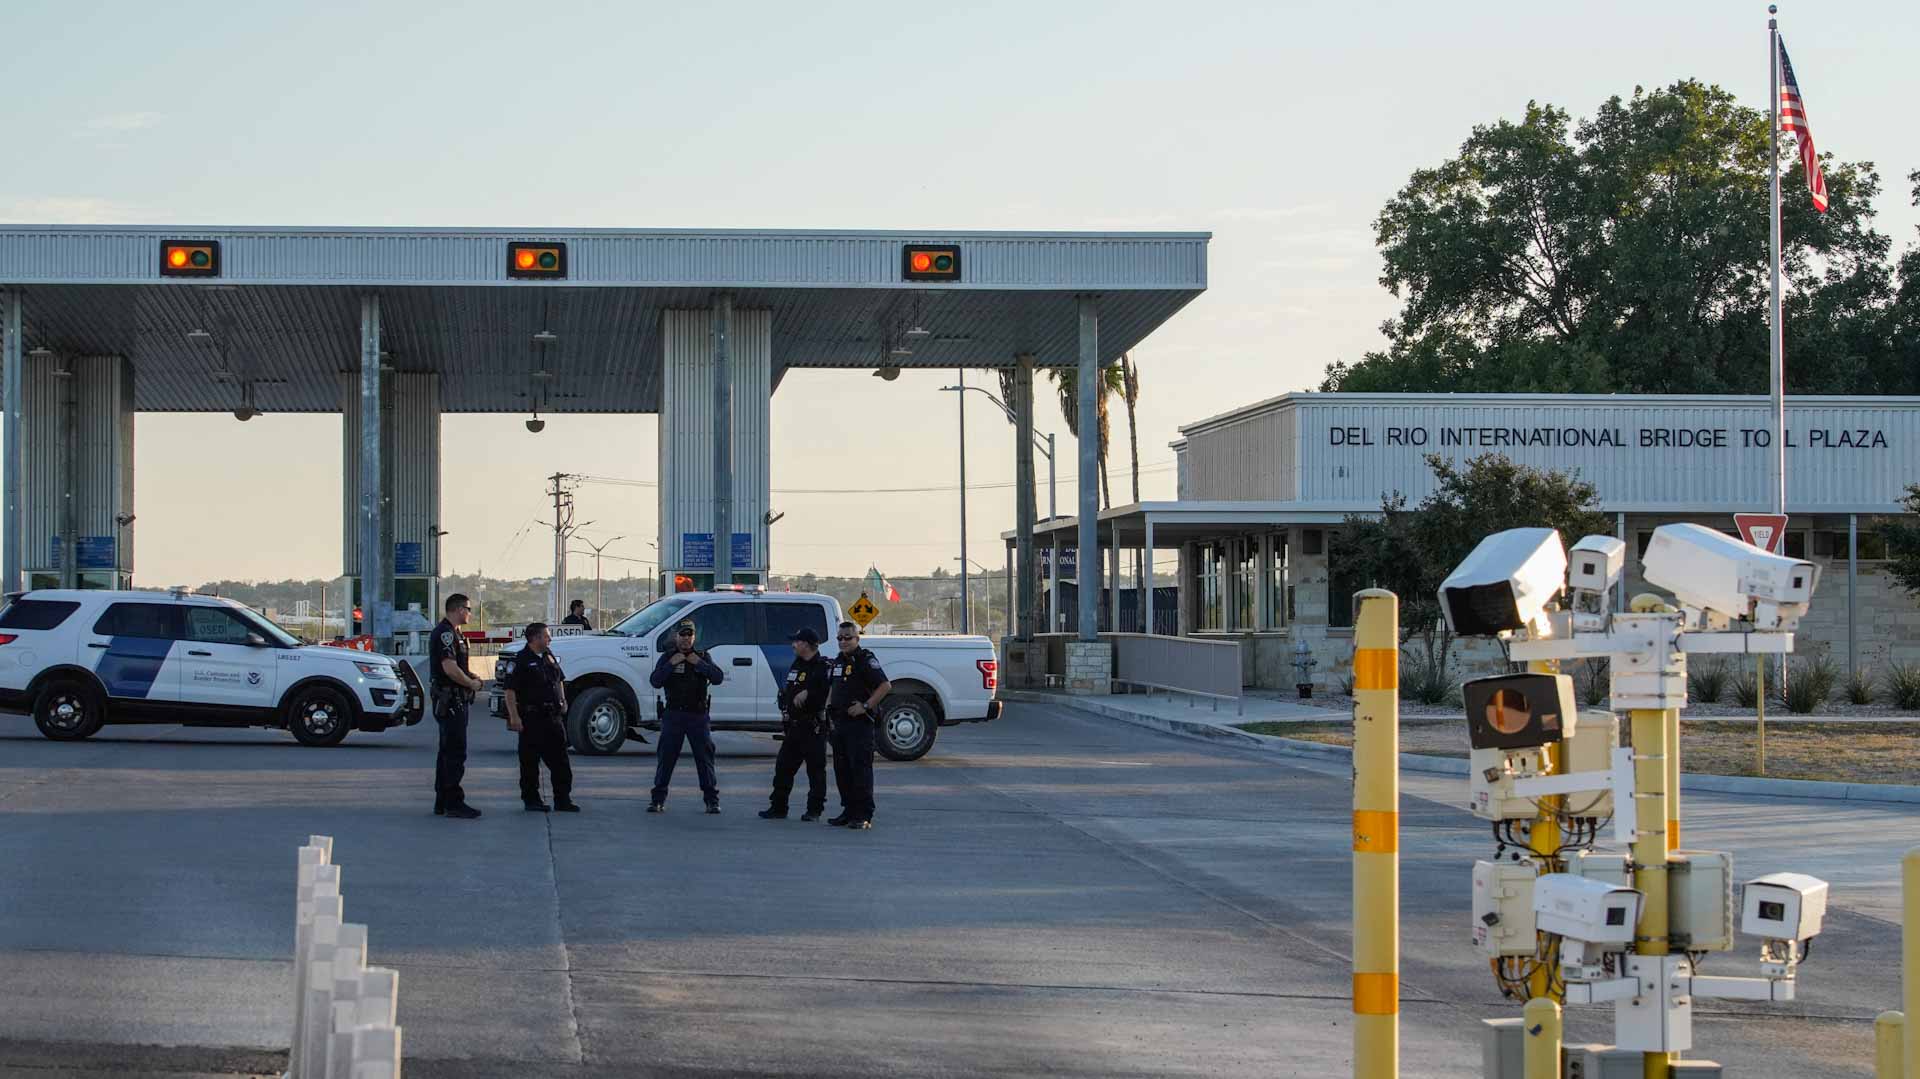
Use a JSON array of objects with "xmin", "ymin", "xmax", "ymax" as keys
[
  {"xmin": 34, "ymin": 677, "xmax": 105, "ymax": 741},
  {"xmin": 287, "ymin": 685, "xmax": 352, "ymax": 747},
  {"xmin": 568, "ymin": 687, "xmax": 629, "ymax": 755},
  {"xmin": 877, "ymin": 696, "xmax": 937, "ymax": 762}
]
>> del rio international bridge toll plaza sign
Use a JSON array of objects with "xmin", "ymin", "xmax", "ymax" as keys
[{"xmin": 1174, "ymin": 393, "xmax": 1920, "ymax": 514}]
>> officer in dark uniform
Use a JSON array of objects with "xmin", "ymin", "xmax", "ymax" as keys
[
  {"xmin": 561, "ymin": 600, "xmax": 593, "ymax": 631},
  {"xmin": 759, "ymin": 627, "xmax": 831, "ymax": 821},
  {"xmin": 826, "ymin": 621, "xmax": 892, "ymax": 830},
  {"xmin": 505, "ymin": 621, "xmax": 578, "ymax": 813},
  {"xmin": 430, "ymin": 593, "xmax": 487, "ymax": 819},
  {"xmin": 647, "ymin": 619, "xmax": 724, "ymax": 813}
]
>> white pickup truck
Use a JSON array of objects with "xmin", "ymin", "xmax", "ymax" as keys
[{"xmin": 489, "ymin": 589, "xmax": 1002, "ymax": 761}]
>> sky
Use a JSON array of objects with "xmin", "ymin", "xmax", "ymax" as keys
[{"xmin": 5, "ymin": 0, "xmax": 1917, "ymax": 588}]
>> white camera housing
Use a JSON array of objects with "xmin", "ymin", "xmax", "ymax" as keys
[
  {"xmin": 1533, "ymin": 873, "xmax": 1642, "ymax": 946},
  {"xmin": 1641, "ymin": 523, "xmax": 1820, "ymax": 630},
  {"xmin": 1567, "ymin": 535, "xmax": 1625, "ymax": 629},
  {"xmin": 1741, "ymin": 872, "xmax": 1829, "ymax": 942},
  {"xmin": 1439, "ymin": 528, "xmax": 1566, "ymax": 637}
]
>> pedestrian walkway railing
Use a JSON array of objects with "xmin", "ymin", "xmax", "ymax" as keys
[
  {"xmin": 290, "ymin": 835, "xmax": 403, "ymax": 1079},
  {"xmin": 1030, "ymin": 632, "xmax": 1243, "ymax": 712}
]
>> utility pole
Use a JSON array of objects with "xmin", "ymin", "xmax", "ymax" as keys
[
  {"xmin": 957, "ymin": 367, "xmax": 971, "ymax": 634},
  {"xmin": 545, "ymin": 473, "xmax": 589, "ymax": 622}
]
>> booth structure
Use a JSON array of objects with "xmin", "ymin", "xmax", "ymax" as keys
[{"xmin": 0, "ymin": 226, "xmax": 1209, "ymax": 661}]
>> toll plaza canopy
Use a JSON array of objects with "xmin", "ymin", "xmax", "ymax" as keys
[{"xmin": 0, "ymin": 224, "xmax": 1209, "ymax": 649}]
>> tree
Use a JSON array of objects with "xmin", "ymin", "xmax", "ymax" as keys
[
  {"xmin": 1118, "ymin": 353, "xmax": 1142, "ymax": 504},
  {"xmin": 1048, "ymin": 362, "xmax": 1127, "ymax": 508},
  {"xmin": 1320, "ymin": 81, "xmax": 1905, "ymax": 395},
  {"xmin": 1887, "ymin": 484, "xmax": 1920, "ymax": 599},
  {"xmin": 1331, "ymin": 454, "xmax": 1611, "ymax": 686}
]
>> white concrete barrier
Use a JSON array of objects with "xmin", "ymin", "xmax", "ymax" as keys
[{"xmin": 290, "ymin": 837, "xmax": 402, "ymax": 1079}]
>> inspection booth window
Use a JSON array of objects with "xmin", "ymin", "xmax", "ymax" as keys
[
  {"xmin": 1264, "ymin": 533, "xmax": 1289, "ymax": 628},
  {"xmin": 1198, "ymin": 544, "xmax": 1224, "ymax": 631},
  {"xmin": 1234, "ymin": 542, "xmax": 1258, "ymax": 630},
  {"xmin": 1813, "ymin": 530, "xmax": 1888, "ymax": 561}
]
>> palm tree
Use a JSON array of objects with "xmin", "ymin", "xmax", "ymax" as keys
[
  {"xmin": 1048, "ymin": 362, "xmax": 1125, "ymax": 509},
  {"xmin": 1118, "ymin": 353, "xmax": 1142, "ymax": 504}
]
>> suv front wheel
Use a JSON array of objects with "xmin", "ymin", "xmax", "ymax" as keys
[
  {"xmin": 287, "ymin": 685, "xmax": 352, "ymax": 747},
  {"xmin": 34, "ymin": 677, "xmax": 105, "ymax": 741}
]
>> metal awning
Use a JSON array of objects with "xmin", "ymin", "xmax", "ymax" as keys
[
  {"xmin": 1003, "ymin": 501, "xmax": 1357, "ymax": 549},
  {"xmin": 1, "ymin": 226, "xmax": 1207, "ymax": 413}
]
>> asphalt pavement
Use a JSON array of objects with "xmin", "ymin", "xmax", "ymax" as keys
[{"xmin": 0, "ymin": 700, "xmax": 1909, "ymax": 1077}]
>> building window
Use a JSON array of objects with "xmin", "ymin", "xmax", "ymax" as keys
[
  {"xmin": 1197, "ymin": 544, "xmax": 1223, "ymax": 631},
  {"xmin": 1264, "ymin": 534, "xmax": 1288, "ymax": 628},
  {"xmin": 1813, "ymin": 530, "xmax": 1888, "ymax": 561},
  {"xmin": 1783, "ymin": 531, "xmax": 1806, "ymax": 559}
]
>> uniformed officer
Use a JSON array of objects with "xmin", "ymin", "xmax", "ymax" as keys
[
  {"xmin": 561, "ymin": 600, "xmax": 593, "ymax": 631},
  {"xmin": 759, "ymin": 627, "xmax": 831, "ymax": 821},
  {"xmin": 430, "ymin": 593, "xmax": 487, "ymax": 819},
  {"xmin": 505, "ymin": 621, "xmax": 578, "ymax": 813},
  {"xmin": 647, "ymin": 619, "xmax": 724, "ymax": 813},
  {"xmin": 826, "ymin": 621, "xmax": 892, "ymax": 830}
]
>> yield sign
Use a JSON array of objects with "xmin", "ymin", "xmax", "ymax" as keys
[{"xmin": 1734, "ymin": 512, "xmax": 1790, "ymax": 555}]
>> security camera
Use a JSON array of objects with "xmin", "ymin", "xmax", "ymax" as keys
[
  {"xmin": 1567, "ymin": 535, "xmax": 1625, "ymax": 629},
  {"xmin": 1642, "ymin": 523, "xmax": 1820, "ymax": 630},
  {"xmin": 1533, "ymin": 873, "xmax": 1642, "ymax": 946},
  {"xmin": 525, "ymin": 417, "xmax": 546, "ymax": 433},
  {"xmin": 873, "ymin": 366, "xmax": 902, "ymax": 381},
  {"xmin": 1438, "ymin": 527, "xmax": 1566, "ymax": 637},
  {"xmin": 1741, "ymin": 872, "xmax": 1828, "ymax": 942},
  {"xmin": 233, "ymin": 407, "xmax": 258, "ymax": 422}
]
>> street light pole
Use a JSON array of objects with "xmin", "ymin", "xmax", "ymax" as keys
[
  {"xmin": 956, "ymin": 368, "xmax": 970, "ymax": 635},
  {"xmin": 939, "ymin": 382, "xmax": 1058, "ymax": 634},
  {"xmin": 576, "ymin": 535, "xmax": 624, "ymax": 626}
]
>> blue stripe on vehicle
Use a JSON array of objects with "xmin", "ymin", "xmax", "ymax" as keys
[
  {"xmin": 759, "ymin": 643, "xmax": 796, "ymax": 687},
  {"xmin": 97, "ymin": 637, "xmax": 173, "ymax": 698}
]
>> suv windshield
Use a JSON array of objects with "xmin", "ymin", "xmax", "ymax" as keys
[
  {"xmin": 610, "ymin": 596, "xmax": 692, "ymax": 638},
  {"xmin": 230, "ymin": 605, "xmax": 303, "ymax": 648}
]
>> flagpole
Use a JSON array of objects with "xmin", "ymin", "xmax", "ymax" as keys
[{"xmin": 1768, "ymin": 5, "xmax": 1786, "ymax": 516}]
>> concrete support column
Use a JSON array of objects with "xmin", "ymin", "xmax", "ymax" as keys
[
  {"xmin": 1144, "ymin": 515, "xmax": 1156, "ymax": 635},
  {"xmin": 357, "ymin": 296, "xmax": 391, "ymax": 652},
  {"xmin": 1108, "ymin": 535, "xmax": 1121, "ymax": 633},
  {"xmin": 1848, "ymin": 514, "xmax": 1859, "ymax": 674},
  {"xmin": 1615, "ymin": 511, "xmax": 1628, "ymax": 612},
  {"xmin": 1178, "ymin": 541, "xmax": 1195, "ymax": 635},
  {"xmin": 1075, "ymin": 297, "xmax": 1101, "ymax": 642},
  {"xmin": 712, "ymin": 295, "xmax": 733, "ymax": 585},
  {"xmin": 22, "ymin": 353, "xmax": 136, "ymax": 590},
  {"xmin": 1256, "ymin": 533, "xmax": 1273, "ymax": 631},
  {"xmin": 2, "ymin": 294, "xmax": 21, "ymax": 595},
  {"xmin": 1013, "ymin": 355, "xmax": 1037, "ymax": 641}
]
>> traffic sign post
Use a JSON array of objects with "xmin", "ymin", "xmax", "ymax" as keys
[
  {"xmin": 1733, "ymin": 513, "xmax": 1790, "ymax": 775},
  {"xmin": 848, "ymin": 592, "xmax": 880, "ymax": 629}
]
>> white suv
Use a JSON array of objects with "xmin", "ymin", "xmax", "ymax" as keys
[{"xmin": 0, "ymin": 590, "xmax": 425, "ymax": 746}]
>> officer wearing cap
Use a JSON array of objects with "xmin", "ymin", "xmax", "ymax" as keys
[
  {"xmin": 647, "ymin": 619, "xmax": 724, "ymax": 813},
  {"xmin": 430, "ymin": 593, "xmax": 486, "ymax": 819},
  {"xmin": 505, "ymin": 621, "xmax": 579, "ymax": 813},
  {"xmin": 759, "ymin": 626, "xmax": 832, "ymax": 822},
  {"xmin": 826, "ymin": 621, "xmax": 892, "ymax": 830}
]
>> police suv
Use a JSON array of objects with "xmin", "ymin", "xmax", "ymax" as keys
[
  {"xmin": 0, "ymin": 590, "xmax": 426, "ymax": 745},
  {"xmin": 490, "ymin": 589, "xmax": 1002, "ymax": 761}
]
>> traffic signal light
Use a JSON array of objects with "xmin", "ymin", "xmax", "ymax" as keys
[
  {"xmin": 160, "ymin": 240, "xmax": 221, "ymax": 278},
  {"xmin": 508, "ymin": 242, "xmax": 567, "ymax": 279},
  {"xmin": 902, "ymin": 245, "xmax": 961, "ymax": 282}
]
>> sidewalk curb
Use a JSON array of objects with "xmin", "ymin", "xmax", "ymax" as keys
[{"xmin": 1006, "ymin": 690, "xmax": 1920, "ymax": 805}]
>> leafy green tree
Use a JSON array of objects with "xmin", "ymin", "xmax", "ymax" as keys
[
  {"xmin": 1886, "ymin": 484, "xmax": 1920, "ymax": 599},
  {"xmin": 1321, "ymin": 81, "xmax": 1906, "ymax": 394},
  {"xmin": 1332, "ymin": 454, "xmax": 1611, "ymax": 681}
]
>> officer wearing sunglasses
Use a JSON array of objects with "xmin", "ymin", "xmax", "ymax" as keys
[
  {"xmin": 825, "ymin": 621, "xmax": 892, "ymax": 830},
  {"xmin": 647, "ymin": 619, "xmax": 725, "ymax": 813}
]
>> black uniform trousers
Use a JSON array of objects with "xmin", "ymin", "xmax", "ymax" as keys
[
  {"xmin": 768, "ymin": 721, "xmax": 828, "ymax": 815},
  {"xmin": 518, "ymin": 715, "xmax": 573, "ymax": 805},
  {"xmin": 652, "ymin": 709, "xmax": 719, "ymax": 806},
  {"xmin": 432, "ymin": 689, "xmax": 471, "ymax": 806},
  {"xmin": 829, "ymin": 717, "xmax": 877, "ymax": 822}
]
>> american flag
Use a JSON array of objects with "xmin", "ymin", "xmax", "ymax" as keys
[{"xmin": 1778, "ymin": 39, "xmax": 1829, "ymax": 213}]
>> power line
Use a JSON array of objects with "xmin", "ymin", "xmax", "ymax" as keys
[{"xmin": 581, "ymin": 462, "xmax": 1175, "ymax": 497}]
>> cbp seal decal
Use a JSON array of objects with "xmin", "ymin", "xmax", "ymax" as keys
[{"xmin": 248, "ymin": 671, "xmax": 262, "ymax": 685}]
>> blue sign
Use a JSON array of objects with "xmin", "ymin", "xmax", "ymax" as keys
[
  {"xmin": 49, "ymin": 536, "xmax": 116, "ymax": 570},
  {"xmin": 394, "ymin": 542, "xmax": 423, "ymax": 575},
  {"xmin": 681, "ymin": 532, "xmax": 754, "ymax": 570},
  {"xmin": 1042, "ymin": 548, "xmax": 1078, "ymax": 580}
]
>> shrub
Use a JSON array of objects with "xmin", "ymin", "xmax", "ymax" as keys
[
  {"xmin": 1780, "ymin": 655, "xmax": 1834, "ymax": 715},
  {"xmin": 1887, "ymin": 662, "xmax": 1920, "ymax": 710},
  {"xmin": 1846, "ymin": 667, "xmax": 1875, "ymax": 706},
  {"xmin": 1731, "ymin": 669, "xmax": 1760, "ymax": 708},
  {"xmin": 1687, "ymin": 659, "xmax": 1728, "ymax": 704},
  {"xmin": 1576, "ymin": 657, "xmax": 1609, "ymax": 707},
  {"xmin": 1401, "ymin": 654, "xmax": 1450, "ymax": 705},
  {"xmin": 1339, "ymin": 673, "xmax": 1356, "ymax": 697}
]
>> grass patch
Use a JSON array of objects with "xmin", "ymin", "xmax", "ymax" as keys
[{"xmin": 1238, "ymin": 719, "xmax": 1920, "ymax": 786}]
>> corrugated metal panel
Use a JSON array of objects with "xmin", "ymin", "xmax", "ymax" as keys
[
  {"xmin": 20, "ymin": 355, "xmax": 133, "ymax": 574},
  {"xmin": 341, "ymin": 371, "xmax": 438, "ymax": 574},
  {"xmin": 657, "ymin": 308, "xmax": 772, "ymax": 574},
  {"xmin": 21, "ymin": 356, "xmax": 59, "ymax": 569},
  {"xmin": 0, "ymin": 226, "xmax": 1208, "ymax": 290},
  {"xmin": 1178, "ymin": 393, "xmax": 1920, "ymax": 514}
]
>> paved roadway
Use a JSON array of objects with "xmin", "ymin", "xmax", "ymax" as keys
[{"xmin": 0, "ymin": 700, "xmax": 1909, "ymax": 1077}]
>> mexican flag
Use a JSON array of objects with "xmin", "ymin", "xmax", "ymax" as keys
[{"xmin": 865, "ymin": 566, "xmax": 901, "ymax": 603}]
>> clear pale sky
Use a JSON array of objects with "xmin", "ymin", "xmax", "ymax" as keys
[{"xmin": 5, "ymin": 0, "xmax": 1915, "ymax": 587}]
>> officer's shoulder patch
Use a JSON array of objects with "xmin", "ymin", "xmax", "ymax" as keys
[{"xmin": 435, "ymin": 628, "xmax": 452, "ymax": 645}]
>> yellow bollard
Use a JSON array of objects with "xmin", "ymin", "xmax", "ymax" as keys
[
  {"xmin": 1351, "ymin": 589, "xmax": 1399, "ymax": 1079},
  {"xmin": 1523, "ymin": 997, "xmax": 1562, "ymax": 1079},
  {"xmin": 1631, "ymin": 707, "xmax": 1671, "ymax": 1079},
  {"xmin": 1877, "ymin": 1011, "xmax": 1905, "ymax": 1079},
  {"xmin": 1665, "ymin": 706, "xmax": 1682, "ymax": 852},
  {"xmin": 1907, "ymin": 849, "xmax": 1920, "ymax": 1079}
]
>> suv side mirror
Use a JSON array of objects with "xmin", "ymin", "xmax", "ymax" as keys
[{"xmin": 246, "ymin": 632, "xmax": 270, "ymax": 648}]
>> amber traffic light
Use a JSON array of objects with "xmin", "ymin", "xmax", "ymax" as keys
[
  {"xmin": 507, "ymin": 242, "xmax": 567, "ymax": 279},
  {"xmin": 902, "ymin": 245, "xmax": 961, "ymax": 282},
  {"xmin": 160, "ymin": 240, "xmax": 221, "ymax": 278}
]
